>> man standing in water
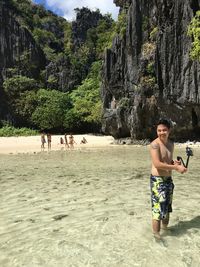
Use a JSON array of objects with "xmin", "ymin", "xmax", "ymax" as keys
[{"xmin": 150, "ymin": 118, "xmax": 187, "ymax": 239}]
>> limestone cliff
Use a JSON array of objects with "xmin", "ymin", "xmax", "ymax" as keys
[
  {"xmin": 46, "ymin": 7, "xmax": 107, "ymax": 92},
  {"xmin": 101, "ymin": 0, "xmax": 200, "ymax": 140},
  {"xmin": 71, "ymin": 7, "xmax": 104, "ymax": 48},
  {"xmin": 0, "ymin": 0, "xmax": 45, "ymax": 78}
]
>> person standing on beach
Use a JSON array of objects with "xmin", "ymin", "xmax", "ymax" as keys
[
  {"xmin": 41, "ymin": 132, "xmax": 46, "ymax": 150},
  {"xmin": 68, "ymin": 134, "xmax": 76, "ymax": 149},
  {"xmin": 47, "ymin": 133, "xmax": 52, "ymax": 150},
  {"xmin": 150, "ymin": 118, "xmax": 187, "ymax": 239},
  {"xmin": 64, "ymin": 133, "xmax": 69, "ymax": 149}
]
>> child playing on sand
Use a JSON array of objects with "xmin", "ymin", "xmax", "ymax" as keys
[{"xmin": 149, "ymin": 118, "xmax": 187, "ymax": 239}]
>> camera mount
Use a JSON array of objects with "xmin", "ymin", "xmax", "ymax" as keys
[{"xmin": 177, "ymin": 146, "xmax": 193, "ymax": 168}]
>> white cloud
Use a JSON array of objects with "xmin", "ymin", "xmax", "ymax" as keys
[{"xmin": 45, "ymin": 0, "xmax": 119, "ymax": 21}]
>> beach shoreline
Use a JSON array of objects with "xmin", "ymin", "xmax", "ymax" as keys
[
  {"xmin": 0, "ymin": 134, "xmax": 200, "ymax": 155},
  {"xmin": 0, "ymin": 134, "xmax": 116, "ymax": 155}
]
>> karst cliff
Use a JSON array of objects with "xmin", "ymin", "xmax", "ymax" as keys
[{"xmin": 101, "ymin": 0, "xmax": 200, "ymax": 140}]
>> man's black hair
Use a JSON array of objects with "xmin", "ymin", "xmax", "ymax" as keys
[{"xmin": 157, "ymin": 118, "xmax": 171, "ymax": 129}]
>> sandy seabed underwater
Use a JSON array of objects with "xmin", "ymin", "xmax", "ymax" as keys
[{"xmin": 0, "ymin": 146, "xmax": 200, "ymax": 267}]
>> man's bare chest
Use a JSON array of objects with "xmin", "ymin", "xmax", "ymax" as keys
[{"xmin": 159, "ymin": 144, "xmax": 172, "ymax": 161}]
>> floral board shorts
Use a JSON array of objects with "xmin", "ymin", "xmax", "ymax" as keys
[{"xmin": 150, "ymin": 175, "xmax": 174, "ymax": 220}]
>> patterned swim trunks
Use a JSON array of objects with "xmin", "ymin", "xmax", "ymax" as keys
[{"xmin": 150, "ymin": 175, "xmax": 174, "ymax": 220}]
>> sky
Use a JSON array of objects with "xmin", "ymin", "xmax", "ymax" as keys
[{"xmin": 32, "ymin": 0, "xmax": 119, "ymax": 21}]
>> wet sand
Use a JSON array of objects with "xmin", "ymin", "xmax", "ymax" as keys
[{"xmin": 0, "ymin": 143, "xmax": 200, "ymax": 266}]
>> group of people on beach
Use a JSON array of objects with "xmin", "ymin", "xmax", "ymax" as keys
[
  {"xmin": 60, "ymin": 133, "xmax": 77, "ymax": 149},
  {"xmin": 41, "ymin": 133, "xmax": 51, "ymax": 150},
  {"xmin": 41, "ymin": 133, "xmax": 87, "ymax": 151}
]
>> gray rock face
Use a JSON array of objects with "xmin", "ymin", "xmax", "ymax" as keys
[
  {"xmin": 45, "ymin": 56, "xmax": 76, "ymax": 92},
  {"xmin": 101, "ymin": 0, "xmax": 200, "ymax": 140},
  {"xmin": 46, "ymin": 7, "xmax": 110, "ymax": 92},
  {"xmin": 0, "ymin": 0, "xmax": 45, "ymax": 77}
]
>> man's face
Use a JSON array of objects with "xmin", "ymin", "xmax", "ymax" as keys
[{"xmin": 156, "ymin": 124, "xmax": 170, "ymax": 142}]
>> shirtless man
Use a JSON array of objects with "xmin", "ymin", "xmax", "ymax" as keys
[{"xmin": 150, "ymin": 118, "xmax": 187, "ymax": 239}]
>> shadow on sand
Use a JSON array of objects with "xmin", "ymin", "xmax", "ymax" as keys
[{"xmin": 168, "ymin": 216, "xmax": 200, "ymax": 236}]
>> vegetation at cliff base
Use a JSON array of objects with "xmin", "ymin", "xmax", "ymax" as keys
[{"xmin": 0, "ymin": 125, "xmax": 38, "ymax": 137}]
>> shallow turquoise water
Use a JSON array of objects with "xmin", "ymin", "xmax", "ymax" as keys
[{"xmin": 0, "ymin": 146, "xmax": 199, "ymax": 267}]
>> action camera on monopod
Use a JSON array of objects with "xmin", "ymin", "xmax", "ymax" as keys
[{"xmin": 177, "ymin": 147, "xmax": 193, "ymax": 168}]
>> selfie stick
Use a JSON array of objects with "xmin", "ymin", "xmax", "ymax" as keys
[
  {"xmin": 177, "ymin": 147, "xmax": 193, "ymax": 168},
  {"xmin": 185, "ymin": 146, "xmax": 193, "ymax": 167},
  {"xmin": 176, "ymin": 156, "xmax": 186, "ymax": 167}
]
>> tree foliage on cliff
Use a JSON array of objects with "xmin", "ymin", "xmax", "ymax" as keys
[
  {"xmin": 69, "ymin": 61, "xmax": 102, "ymax": 130},
  {"xmin": 188, "ymin": 11, "xmax": 200, "ymax": 61}
]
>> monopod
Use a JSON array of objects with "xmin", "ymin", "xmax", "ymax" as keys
[{"xmin": 177, "ymin": 146, "xmax": 193, "ymax": 168}]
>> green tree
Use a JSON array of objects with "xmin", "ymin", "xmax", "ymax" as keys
[
  {"xmin": 69, "ymin": 61, "xmax": 102, "ymax": 130},
  {"xmin": 14, "ymin": 91, "xmax": 38, "ymax": 126},
  {"xmin": 31, "ymin": 89, "xmax": 71, "ymax": 130},
  {"xmin": 63, "ymin": 22, "xmax": 73, "ymax": 54},
  {"xmin": 188, "ymin": 11, "xmax": 200, "ymax": 61},
  {"xmin": 114, "ymin": 10, "xmax": 127, "ymax": 37},
  {"xmin": 95, "ymin": 19, "xmax": 115, "ymax": 56},
  {"xmin": 33, "ymin": 28, "xmax": 56, "ymax": 47},
  {"xmin": 3, "ymin": 75, "xmax": 37, "ymax": 98},
  {"xmin": 3, "ymin": 75, "xmax": 38, "ymax": 126}
]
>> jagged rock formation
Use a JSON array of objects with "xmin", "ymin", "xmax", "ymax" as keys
[
  {"xmin": 101, "ymin": 0, "xmax": 200, "ymax": 140},
  {"xmin": 46, "ymin": 7, "xmax": 110, "ymax": 92},
  {"xmin": 0, "ymin": 0, "xmax": 45, "ymax": 78},
  {"xmin": 71, "ymin": 7, "xmax": 104, "ymax": 48},
  {"xmin": 45, "ymin": 56, "xmax": 75, "ymax": 91}
]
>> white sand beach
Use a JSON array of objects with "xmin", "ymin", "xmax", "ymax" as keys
[
  {"xmin": 0, "ymin": 134, "xmax": 199, "ymax": 155},
  {"xmin": 0, "ymin": 134, "xmax": 115, "ymax": 154},
  {"xmin": 0, "ymin": 138, "xmax": 199, "ymax": 266}
]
